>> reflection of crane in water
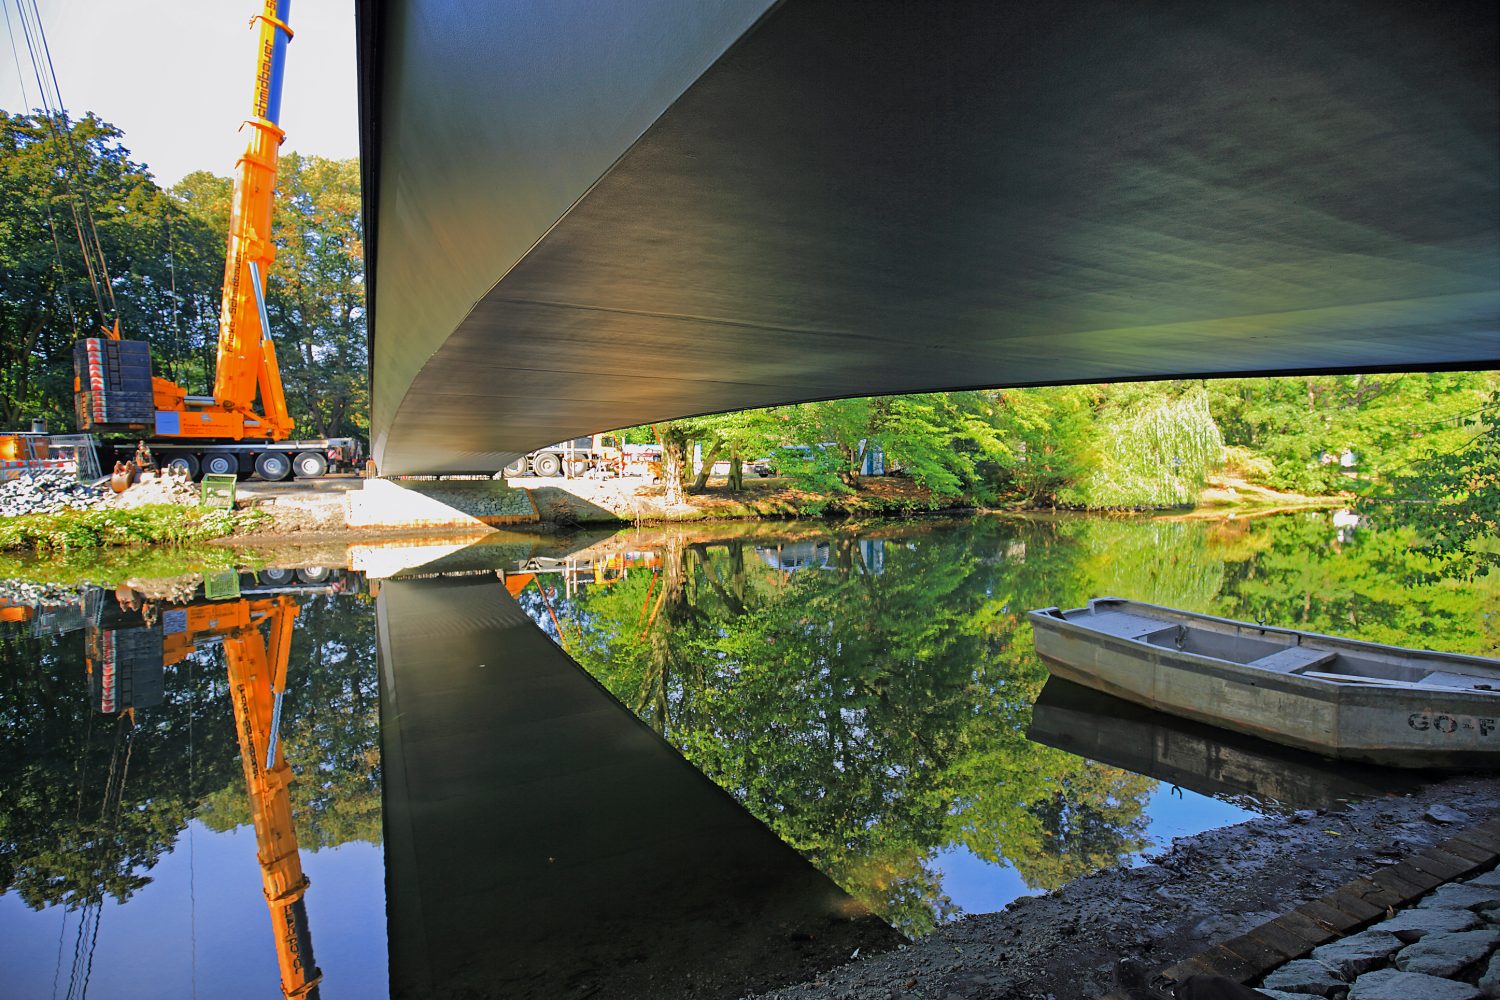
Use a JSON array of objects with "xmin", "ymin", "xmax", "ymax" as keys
[{"xmin": 84, "ymin": 585, "xmax": 324, "ymax": 999}]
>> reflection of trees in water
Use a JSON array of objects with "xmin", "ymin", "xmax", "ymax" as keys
[
  {"xmin": 550, "ymin": 521, "xmax": 1157, "ymax": 935},
  {"xmin": 199, "ymin": 593, "xmax": 382, "ymax": 848},
  {"xmin": 1211, "ymin": 513, "xmax": 1498, "ymax": 657},
  {"xmin": 0, "ymin": 625, "xmax": 236, "ymax": 910},
  {"xmin": 545, "ymin": 511, "xmax": 1495, "ymax": 933},
  {"xmin": 0, "ymin": 591, "xmax": 381, "ymax": 917}
]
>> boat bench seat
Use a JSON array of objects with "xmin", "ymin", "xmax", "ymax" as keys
[
  {"xmin": 1248, "ymin": 645, "xmax": 1337, "ymax": 674},
  {"xmin": 1079, "ymin": 611, "xmax": 1172, "ymax": 640}
]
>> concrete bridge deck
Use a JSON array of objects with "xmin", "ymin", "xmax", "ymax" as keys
[{"xmin": 357, "ymin": 0, "xmax": 1498, "ymax": 476}]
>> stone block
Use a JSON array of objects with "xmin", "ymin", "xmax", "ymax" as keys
[
  {"xmin": 1469, "ymin": 870, "xmax": 1500, "ymax": 890},
  {"xmin": 1260, "ymin": 958, "xmax": 1346, "ymax": 996},
  {"xmin": 1348, "ymin": 968, "xmax": 1482, "ymax": 999},
  {"xmin": 1394, "ymin": 928, "xmax": 1500, "ymax": 978},
  {"xmin": 1480, "ymin": 950, "xmax": 1500, "ymax": 999},
  {"xmin": 1419, "ymin": 883, "xmax": 1500, "ymax": 912},
  {"xmin": 1310, "ymin": 930, "xmax": 1404, "ymax": 979},
  {"xmin": 1369, "ymin": 906, "xmax": 1483, "ymax": 942}
]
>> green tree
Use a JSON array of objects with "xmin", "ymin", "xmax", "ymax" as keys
[
  {"xmin": 262, "ymin": 154, "xmax": 369, "ymax": 440},
  {"xmin": 0, "ymin": 111, "xmax": 222, "ymax": 428},
  {"xmin": 1058, "ymin": 387, "xmax": 1223, "ymax": 509},
  {"xmin": 1356, "ymin": 393, "xmax": 1500, "ymax": 582},
  {"xmin": 0, "ymin": 110, "xmax": 368, "ymax": 441},
  {"xmin": 540, "ymin": 521, "xmax": 1154, "ymax": 934}
]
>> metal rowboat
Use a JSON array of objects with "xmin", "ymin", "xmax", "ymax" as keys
[{"xmin": 1028, "ymin": 598, "xmax": 1500, "ymax": 768}]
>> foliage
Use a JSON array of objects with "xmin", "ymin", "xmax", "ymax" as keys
[
  {"xmin": 536, "ymin": 522, "xmax": 1158, "ymax": 934},
  {"xmin": 619, "ymin": 371, "xmax": 1496, "ymax": 517},
  {"xmin": 0, "ymin": 504, "xmax": 265, "ymax": 552},
  {"xmin": 1356, "ymin": 393, "xmax": 1500, "ymax": 580},
  {"xmin": 988, "ymin": 386, "xmax": 1098, "ymax": 504},
  {"xmin": 1, "ymin": 111, "xmax": 221, "ymax": 427},
  {"xmin": 523, "ymin": 507, "xmax": 1496, "ymax": 935},
  {"xmin": 0, "ymin": 587, "xmax": 380, "ymax": 914},
  {"xmin": 1205, "ymin": 373, "xmax": 1498, "ymax": 493},
  {"xmin": 1058, "ymin": 388, "xmax": 1223, "ymax": 509},
  {"xmin": 0, "ymin": 628, "xmax": 239, "ymax": 909}
]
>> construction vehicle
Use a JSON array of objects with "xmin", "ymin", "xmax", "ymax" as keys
[
  {"xmin": 66, "ymin": 1, "xmax": 360, "ymax": 483},
  {"xmin": 503, "ymin": 432, "xmax": 630, "ymax": 478},
  {"xmin": 83, "ymin": 575, "xmax": 333, "ymax": 998},
  {"xmin": 503, "ymin": 433, "xmax": 665, "ymax": 479}
]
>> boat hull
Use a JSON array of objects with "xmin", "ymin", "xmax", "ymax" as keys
[{"xmin": 1029, "ymin": 600, "xmax": 1500, "ymax": 769}]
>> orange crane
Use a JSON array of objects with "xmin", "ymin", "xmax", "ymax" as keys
[
  {"xmin": 87, "ymin": 591, "xmax": 322, "ymax": 998},
  {"xmin": 146, "ymin": 0, "xmax": 296, "ymax": 443},
  {"xmin": 71, "ymin": 2, "xmax": 360, "ymax": 482}
]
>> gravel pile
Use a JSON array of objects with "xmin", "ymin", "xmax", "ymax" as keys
[
  {"xmin": 107, "ymin": 470, "xmax": 200, "ymax": 508},
  {"xmin": 0, "ymin": 471, "xmax": 108, "ymax": 516}
]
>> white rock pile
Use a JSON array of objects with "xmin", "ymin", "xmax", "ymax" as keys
[
  {"xmin": 107, "ymin": 470, "xmax": 200, "ymax": 509},
  {"xmin": 0, "ymin": 471, "xmax": 108, "ymax": 517}
]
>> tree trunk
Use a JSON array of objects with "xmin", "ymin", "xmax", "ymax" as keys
[
  {"xmin": 692, "ymin": 438, "xmax": 724, "ymax": 490},
  {"xmin": 655, "ymin": 424, "xmax": 689, "ymax": 506},
  {"xmin": 727, "ymin": 448, "xmax": 743, "ymax": 491}
]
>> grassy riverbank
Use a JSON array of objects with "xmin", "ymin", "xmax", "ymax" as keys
[
  {"xmin": 0, "ymin": 504, "xmax": 266, "ymax": 553},
  {"xmin": 520, "ymin": 471, "xmax": 1340, "ymax": 526}
]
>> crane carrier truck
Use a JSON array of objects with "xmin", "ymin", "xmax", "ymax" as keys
[{"xmin": 69, "ymin": 1, "xmax": 360, "ymax": 483}]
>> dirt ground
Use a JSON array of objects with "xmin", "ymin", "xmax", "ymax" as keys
[{"xmin": 750, "ymin": 776, "xmax": 1500, "ymax": 1000}]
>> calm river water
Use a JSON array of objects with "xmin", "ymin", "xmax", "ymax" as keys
[{"xmin": 0, "ymin": 510, "xmax": 1492, "ymax": 998}]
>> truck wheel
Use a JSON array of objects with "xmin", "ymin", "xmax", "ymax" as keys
[
  {"xmin": 258, "ymin": 568, "xmax": 296, "ymax": 586},
  {"xmin": 297, "ymin": 567, "xmax": 333, "ymax": 584},
  {"xmin": 502, "ymin": 458, "xmax": 527, "ymax": 477},
  {"xmin": 532, "ymin": 452, "xmax": 563, "ymax": 477},
  {"xmin": 165, "ymin": 453, "xmax": 200, "ymax": 480},
  {"xmin": 202, "ymin": 452, "xmax": 237, "ymax": 477},
  {"xmin": 255, "ymin": 451, "xmax": 291, "ymax": 482},
  {"xmin": 293, "ymin": 451, "xmax": 328, "ymax": 479}
]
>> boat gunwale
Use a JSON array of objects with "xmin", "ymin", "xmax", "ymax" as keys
[{"xmin": 1027, "ymin": 597, "xmax": 1500, "ymax": 680}]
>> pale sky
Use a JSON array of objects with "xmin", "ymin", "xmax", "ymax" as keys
[{"xmin": 0, "ymin": 0, "xmax": 359, "ymax": 185}]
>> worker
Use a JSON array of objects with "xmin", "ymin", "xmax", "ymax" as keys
[{"xmin": 133, "ymin": 440, "xmax": 157, "ymax": 473}]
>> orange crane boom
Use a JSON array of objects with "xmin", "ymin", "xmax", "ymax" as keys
[
  {"xmin": 149, "ymin": 0, "xmax": 295, "ymax": 441},
  {"xmin": 224, "ymin": 595, "xmax": 321, "ymax": 999}
]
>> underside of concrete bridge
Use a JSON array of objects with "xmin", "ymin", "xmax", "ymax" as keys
[{"xmin": 356, "ymin": 0, "xmax": 1498, "ymax": 476}]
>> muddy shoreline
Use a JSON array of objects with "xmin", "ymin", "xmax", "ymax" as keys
[{"xmin": 752, "ymin": 776, "xmax": 1500, "ymax": 1000}]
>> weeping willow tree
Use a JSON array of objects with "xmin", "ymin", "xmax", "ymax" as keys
[{"xmin": 1060, "ymin": 388, "xmax": 1223, "ymax": 509}]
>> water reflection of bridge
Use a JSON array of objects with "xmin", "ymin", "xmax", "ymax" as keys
[{"xmin": 377, "ymin": 573, "xmax": 899, "ymax": 999}]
